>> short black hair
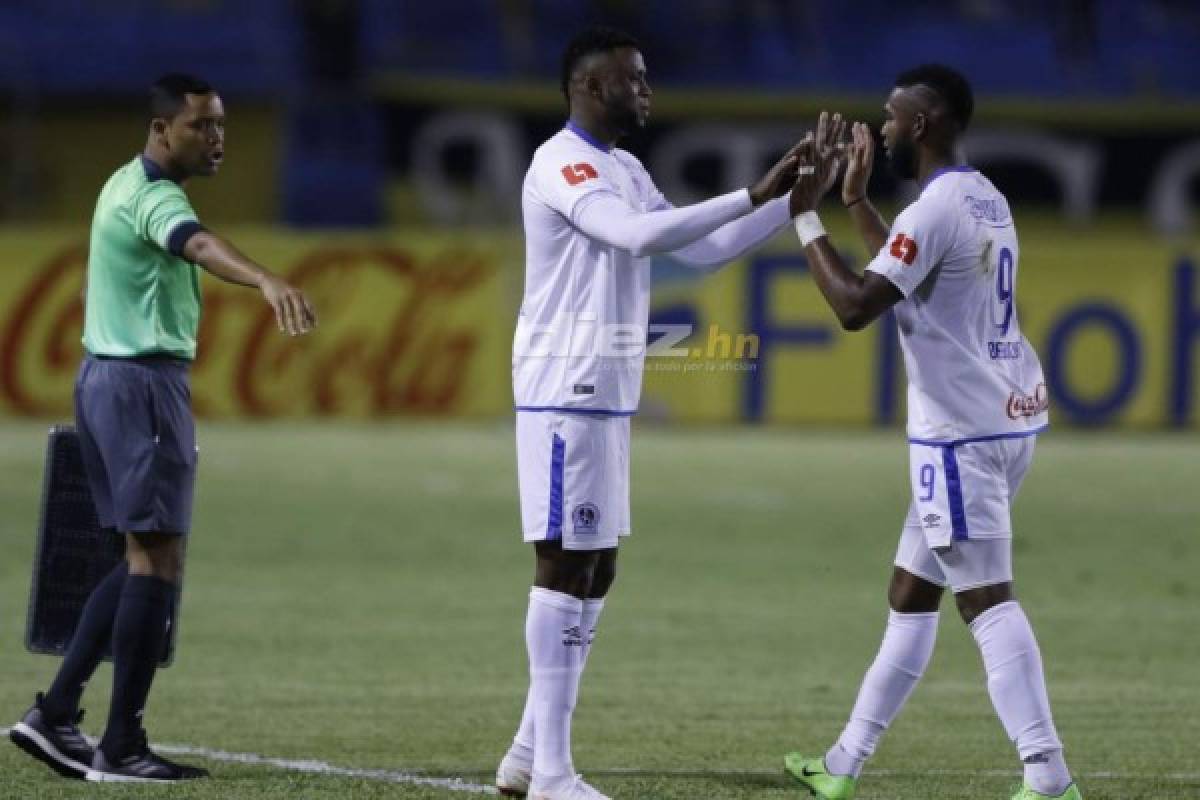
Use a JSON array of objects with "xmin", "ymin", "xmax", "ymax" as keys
[
  {"xmin": 150, "ymin": 73, "xmax": 214, "ymax": 122},
  {"xmin": 895, "ymin": 64, "xmax": 974, "ymax": 131},
  {"xmin": 560, "ymin": 26, "xmax": 640, "ymax": 105}
]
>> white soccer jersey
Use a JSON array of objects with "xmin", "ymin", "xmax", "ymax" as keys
[
  {"xmin": 512, "ymin": 124, "xmax": 670, "ymax": 414},
  {"xmin": 866, "ymin": 167, "xmax": 1048, "ymax": 444}
]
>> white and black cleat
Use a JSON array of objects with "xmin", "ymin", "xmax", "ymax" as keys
[
  {"xmin": 9, "ymin": 693, "xmax": 94, "ymax": 780},
  {"xmin": 496, "ymin": 749, "xmax": 534, "ymax": 797},
  {"xmin": 85, "ymin": 731, "xmax": 209, "ymax": 783}
]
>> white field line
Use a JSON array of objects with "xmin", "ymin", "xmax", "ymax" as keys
[
  {"xmin": 152, "ymin": 741, "xmax": 498, "ymax": 793},
  {"xmin": 5, "ymin": 728, "xmax": 1199, "ymax": 790}
]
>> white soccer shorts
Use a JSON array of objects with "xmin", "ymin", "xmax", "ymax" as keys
[
  {"xmin": 895, "ymin": 435, "xmax": 1036, "ymax": 592},
  {"xmin": 516, "ymin": 410, "xmax": 630, "ymax": 551}
]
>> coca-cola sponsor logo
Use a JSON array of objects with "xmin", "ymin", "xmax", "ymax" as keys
[
  {"xmin": 1006, "ymin": 382, "xmax": 1049, "ymax": 419},
  {"xmin": 0, "ymin": 242, "xmax": 496, "ymax": 417}
]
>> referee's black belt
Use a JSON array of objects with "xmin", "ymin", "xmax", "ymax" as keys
[{"xmin": 88, "ymin": 352, "xmax": 192, "ymax": 366}]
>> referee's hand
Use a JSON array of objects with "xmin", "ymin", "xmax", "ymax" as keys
[{"xmin": 261, "ymin": 275, "xmax": 318, "ymax": 336}]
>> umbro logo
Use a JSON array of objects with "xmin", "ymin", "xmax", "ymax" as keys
[{"xmin": 922, "ymin": 513, "xmax": 942, "ymax": 528}]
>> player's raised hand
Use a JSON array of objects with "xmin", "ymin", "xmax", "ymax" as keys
[
  {"xmin": 747, "ymin": 139, "xmax": 806, "ymax": 207},
  {"xmin": 789, "ymin": 137, "xmax": 839, "ymax": 215},
  {"xmin": 842, "ymin": 121, "xmax": 875, "ymax": 206},
  {"xmin": 260, "ymin": 274, "xmax": 318, "ymax": 336},
  {"xmin": 815, "ymin": 111, "xmax": 847, "ymax": 196}
]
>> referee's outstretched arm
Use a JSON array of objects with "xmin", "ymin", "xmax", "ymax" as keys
[{"xmin": 183, "ymin": 233, "xmax": 317, "ymax": 337}]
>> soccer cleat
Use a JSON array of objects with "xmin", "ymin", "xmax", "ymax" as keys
[
  {"xmin": 9, "ymin": 693, "xmax": 94, "ymax": 780},
  {"xmin": 1011, "ymin": 783, "xmax": 1082, "ymax": 800},
  {"xmin": 85, "ymin": 730, "xmax": 209, "ymax": 783},
  {"xmin": 784, "ymin": 753, "xmax": 857, "ymax": 800},
  {"xmin": 496, "ymin": 749, "xmax": 534, "ymax": 797},
  {"xmin": 528, "ymin": 773, "xmax": 611, "ymax": 800}
]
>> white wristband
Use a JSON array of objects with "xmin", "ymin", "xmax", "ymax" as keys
[{"xmin": 793, "ymin": 211, "xmax": 826, "ymax": 246}]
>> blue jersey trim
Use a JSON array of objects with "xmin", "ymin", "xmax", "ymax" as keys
[
  {"xmin": 941, "ymin": 446, "xmax": 970, "ymax": 541},
  {"xmin": 922, "ymin": 164, "xmax": 975, "ymax": 191},
  {"xmin": 139, "ymin": 154, "xmax": 181, "ymax": 184},
  {"xmin": 547, "ymin": 434, "xmax": 565, "ymax": 540},
  {"xmin": 166, "ymin": 220, "xmax": 206, "ymax": 258},
  {"xmin": 516, "ymin": 405, "xmax": 636, "ymax": 417},
  {"xmin": 565, "ymin": 121, "xmax": 612, "ymax": 153},
  {"xmin": 908, "ymin": 425, "xmax": 1047, "ymax": 448}
]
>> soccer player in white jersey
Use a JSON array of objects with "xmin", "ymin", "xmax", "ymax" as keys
[
  {"xmin": 779, "ymin": 66, "xmax": 1082, "ymax": 800},
  {"xmin": 497, "ymin": 27, "xmax": 821, "ymax": 800}
]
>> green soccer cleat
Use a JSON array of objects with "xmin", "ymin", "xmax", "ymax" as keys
[
  {"xmin": 1011, "ymin": 783, "xmax": 1082, "ymax": 800},
  {"xmin": 784, "ymin": 753, "xmax": 856, "ymax": 800}
]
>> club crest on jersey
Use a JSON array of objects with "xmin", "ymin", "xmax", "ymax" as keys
[
  {"xmin": 889, "ymin": 233, "xmax": 918, "ymax": 265},
  {"xmin": 561, "ymin": 162, "xmax": 599, "ymax": 186},
  {"xmin": 572, "ymin": 502, "xmax": 600, "ymax": 534},
  {"xmin": 1006, "ymin": 382, "xmax": 1049, "ymax": 419}
]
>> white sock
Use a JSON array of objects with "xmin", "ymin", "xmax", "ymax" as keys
[
  {"xmin": 970, "ymin": 601, "xmax": 1070, "ymax": 796},
  {"xmin": 581, "ymin": 597, "xmax": 605, "ymax": 663},
  {"xmin": 525, "ymin": 587, "xmax": 584, "ymax": 782},
  {"xmin": 827, "ymin": 610, "xmax": 939, "ymax": 778},
  {"xmin": 511, "ymin": 597, "xmax": 605, "ymax": 760}
]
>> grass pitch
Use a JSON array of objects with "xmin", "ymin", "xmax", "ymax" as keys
[{"xmin": 1, "ymin": 421, "xmax": 1197, "ymax": 799}]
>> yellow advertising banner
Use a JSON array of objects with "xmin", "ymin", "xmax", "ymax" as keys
[
  {"xmin": 1, "ymin": 220, "xmax": 1196, "ymax": 427},
  {"xmin": 0, "ymin": 229, "xmax": 515, "ymax": 419}
]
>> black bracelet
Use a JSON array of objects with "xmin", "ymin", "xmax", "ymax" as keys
[{"xmin": 844, "ymin": 196, "xmax": 866, "ymax": 208}]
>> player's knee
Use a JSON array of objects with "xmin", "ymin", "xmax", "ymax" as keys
[
  {"xmin": 953, "ymin": 582, "xmax": 1013, "ymax": 624},
  {"xmin": 533, "ymin": 545, "xmax": 599, "ymax": 599},
  {"xmin": 588, "ymin": 550, "xmax": 618, "ymax": 598},
  {"xmin": 125, "ymin": 532, "xmax": 184, "ymax": 583},
  {"xmin": 888, "ymin": 567, "xmax": 943, "ymax": 613},
  {"xmin": 542, "ymin": 567, "xmax": 594, "ymax": 599}
]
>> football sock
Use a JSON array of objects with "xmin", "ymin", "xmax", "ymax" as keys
[
  {"xmin": 580, "ymin": 597, "xmax": 605, "ymax": 665},
  {"xmin": 527, "ymin": 587, "xmax": 584, "ymax": 783},
  {"xmin": 42, "ymin": 562, "xmax": 129, "ymax": 721},
  {"xmin": 511, "ymin": 597, "xmax": 604, "ymax": 761},
  {"xmin": 828, "ymin": 610, "xmax": 939, "ymax": 778},
  {"xmin": 969, "ymin": 601, "xmax": 1070, "ymax": 796},
  {"xmin": 99, "ymin": 575, "xmax": 173, "ymax": 760},
  {"xmin": 1023, "ymin": 749, "xmax": 1073, "ymax": 797}
]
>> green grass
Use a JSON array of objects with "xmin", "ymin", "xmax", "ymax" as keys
[{"xmin": 1, "ymin": 421, "xmax": 1198, "ymax": 799}]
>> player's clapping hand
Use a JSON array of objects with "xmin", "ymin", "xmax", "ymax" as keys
[
  {"xmin": 261, "ymin": 274, "xmax": 318, "ymax": 336},
  {"xmin": 815, "ymin": 110, "xmax": 847, "ymax": 196},
  {"xmin": 747, "ymin": 140, "xmax": 806, "ymax": 207},
  {"xmin": 842, "ymin": 121, "xmax": 875, "ymax": 206},
  {"xmin": 789, "ymin": 111, "xmax": 846, "ymax": 215}
]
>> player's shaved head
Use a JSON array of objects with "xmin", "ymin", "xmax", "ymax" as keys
[
  {"xmin": 560, "ymin": 26, "xmax": 641, "ymax": 109},
  {"xmin": 894, "ymin": 64, "xmax": 974, "ymax": 132},
  {"xmin": 150, "ymin": 73, "xmax": 215, "ymax": 122},
  {"xmin": 881, "ymin": 64, "xmax": 973, "ymax": 181}
]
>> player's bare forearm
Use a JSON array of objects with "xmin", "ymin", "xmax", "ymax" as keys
[
  {"xmin": 185, "ymin": 231, "xmax": 317, "ymax": 335},
  {"xmin": 803, "ymin": 237, "xmax": 901, "ymax": 331},
  {"xmin": 184, "ymin": 232, "xmax": 269, "ymax": 288},
  {"xmin": 848, "ymin": 199, "xmax": 889, "ymax": 254}
]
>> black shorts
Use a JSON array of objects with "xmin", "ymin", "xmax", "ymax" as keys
[{"xmin": 74, "ymin": 355, "xmax": 197, "ymax": 535}]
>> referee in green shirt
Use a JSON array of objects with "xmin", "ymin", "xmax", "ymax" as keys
[{"xmin": 10, "ymin": 74, "xmax": 316, "ymax": 783}]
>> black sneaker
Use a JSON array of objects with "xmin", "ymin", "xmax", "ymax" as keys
[
  {"xmin": 9, "ymin": 693, "xmax": 95, "ymax": 780},
  {"xmin": 85, "ymin": 730, "xmax": 210, "ymax": 783}
]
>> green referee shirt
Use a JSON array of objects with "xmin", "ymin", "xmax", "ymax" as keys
[{"xmin": 82, "ymin": 156, "xmax": 205, "ymax": 360}]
